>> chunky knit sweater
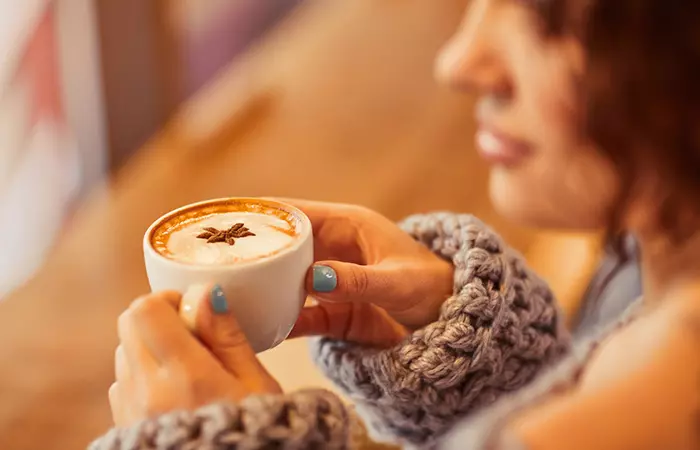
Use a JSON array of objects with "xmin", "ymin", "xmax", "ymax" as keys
[{"xmin": 90, "ymin": 213, "xmax": 576, "ymax": 450}]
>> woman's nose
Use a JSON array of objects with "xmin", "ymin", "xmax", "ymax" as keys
[{"xmin": 434, "ymin": 0, "xmax": 506, "ymax": 95}]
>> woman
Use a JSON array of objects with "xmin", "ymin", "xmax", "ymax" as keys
[{"xmin": 94, "ymin": 0, "xmax": 700, "ymax": 449}]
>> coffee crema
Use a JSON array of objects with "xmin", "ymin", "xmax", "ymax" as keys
[{"xmin": 151, "ymin": 200, "xmax": 300, "ymax": 265}]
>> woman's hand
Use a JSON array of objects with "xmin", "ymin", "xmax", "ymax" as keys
[
  {"xmin": 110, "ymin": 285, "xmax": 281, "ymax": 427},
  {"xmin": 284, "ymin": 200, "xmax": 454, "ymax": 347}
]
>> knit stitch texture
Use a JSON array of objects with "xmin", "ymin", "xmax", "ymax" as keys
[
  {"xmin": 89, "ymin": 390, "xmax": 352, "ymax": 450},
  {"xmin": 311, "ymin": 213, "xmax": 571, "ymax": 447},
  {"xmin": 443, "ymin": 298, "xmax": 643, "ymax": 449}
]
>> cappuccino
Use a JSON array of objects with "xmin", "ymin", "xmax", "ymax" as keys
[
  {"xmin": 144, "ymin": 197, "xmax": 314, "ymax": 352},
  {"xmin": 151, "ymin": 200, "xmax": 299, "ymax": 265}
]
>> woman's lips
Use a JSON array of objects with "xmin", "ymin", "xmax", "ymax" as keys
[{"xmin": 475, "ymin": 126, "xmax": 533, "ymax": 167}]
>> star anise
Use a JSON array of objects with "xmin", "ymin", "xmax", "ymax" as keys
[{"xmin": 196, "ymin": 223, "xmax": 256, "ymax": 246}]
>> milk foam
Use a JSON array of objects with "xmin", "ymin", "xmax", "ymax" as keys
[{"xmin": 166, "ymin": 212, "xmax": 295, "ymax": 265}]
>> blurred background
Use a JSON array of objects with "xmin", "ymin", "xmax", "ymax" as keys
[{"xmin": 0, "ymin": 1, "xmax": 601, "ymax": 448}]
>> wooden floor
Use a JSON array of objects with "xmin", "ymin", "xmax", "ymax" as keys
[{"xmin": 0, "ymin": 1, "xmax": 599, "ymax": 449}]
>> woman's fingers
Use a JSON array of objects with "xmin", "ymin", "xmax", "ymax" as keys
[
  {"xmin": 114, "ymin": 346, "xmax": 130, "ymax": 381},
  {"xmin": 109, "ymin": 382, "xmax": 126, "ymax": 426},
  {"xmin": 289, "ymin": 302, "xmax": 354, "ymax": 341},
  {"xmin": 307, "ymin": 260, "xmax": 416, "ymax": 306},
  {"xmin": 289, "ymin": 302, "xmax": 408, "ymax": 347},
  {"xmin": 268, "ymin": 198, "xmax": 368, "ymax": 262},
  {"xmin": 119, "ymin": 291, "xmax": 202, "ymax": 365},
  {"xmin": 117, "ymin": 306, "xmax": 159, "ymax": 373},
  {"xmin": 190, "ymin": 285, "xmax": 270, "ymax": 379},
  {"xmin": 194, "ymin": 284, "xmax": 282, "ymax": 395},
  {"xmin": 265, "ymin": 198, "xmax": 354, "ymax": 228},
  {"xmin": 306, "ymin": 259, "xmax": 452, "ymax": 329}
]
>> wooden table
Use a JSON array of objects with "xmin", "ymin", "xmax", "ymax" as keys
[{"xmin": 0, "ymin": 1, "xmax": 599, "ymax": 448}]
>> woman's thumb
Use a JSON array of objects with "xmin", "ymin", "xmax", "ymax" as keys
[
  {"xmin": 307, "ymin": 261, "xmax": 396, "ymax": 305},
  {"xmin": 181, "ymin": 284, "xmax": 268, "ymax": 378}
]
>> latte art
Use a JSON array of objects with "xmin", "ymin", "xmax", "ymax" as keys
[
  {"xmin": 150, "ymin": 199, "xmax": 301, "ymax": 266},
  {"xmin": 164, "ymin": 212, "xmax": 295, "ymax": 265}
]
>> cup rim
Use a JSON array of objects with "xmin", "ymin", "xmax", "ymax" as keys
[{"xmin": 143, "ymin": 197, "xmax": 312, "ymax": 271}]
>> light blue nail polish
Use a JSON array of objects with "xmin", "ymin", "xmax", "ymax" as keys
[
  {"xmin": 211, "ymin": 285, "xmax": 229, "ymax": 314},
  {"xmin": 313, "ymin": 266, "xmax": 338, "ymax": 293}
]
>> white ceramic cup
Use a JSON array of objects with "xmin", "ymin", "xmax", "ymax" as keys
[{"xmin": 143, "ymin": 197, "xmax": 313, "ymax": 353}]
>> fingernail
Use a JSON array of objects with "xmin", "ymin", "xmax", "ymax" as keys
[
  {"xmin": 210, "ymin": 285, "xmax": 229, "ymax": 314},
  {"xmin": 312, "ymin": 265, "xmax": 337, "ymax": 293}
]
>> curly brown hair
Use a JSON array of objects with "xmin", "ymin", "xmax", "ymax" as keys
[{"xmin": 539, "ymin": 1, "xmax": 700, "ymax": 252}]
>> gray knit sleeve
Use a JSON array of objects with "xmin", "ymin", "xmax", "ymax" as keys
[
  {"xmin": 310, "ymin": 213, "xmax": 572, "ymax": 448},
  {"xmin": 439, "ymin": 298, "xmax": 643, "ymax": 450},
  {"xmin": 439, "ymin": 344, "xmax": 594, "ymax": 450},
  {"xmin": 88, "ymin": 389, "xmax": 353, "ymax": 450}
]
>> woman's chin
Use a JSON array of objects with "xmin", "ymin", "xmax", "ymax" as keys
[
  {"xmin": 488, "ymin": 174, "xmax": 607, "ymax": 230},
  {"xmin": 488, "ymin": 172, "xmax": 577, "ymax": 229},
  {"xmin": 490, "ymin": 195, "xmax": 549, "ymax": 228}
]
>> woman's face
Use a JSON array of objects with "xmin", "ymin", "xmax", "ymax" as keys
[{"xmin": 436, "ymin": 0, "xmax": 618, "ymax": 230}]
